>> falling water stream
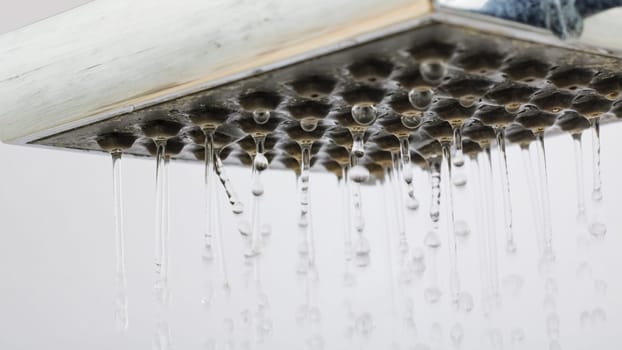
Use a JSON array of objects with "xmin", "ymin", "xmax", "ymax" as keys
[
  {"xmin": 534, "ymin": 133, "xmax": 554, "ymax": 257},
  {"xmin": 89, "ymin": 94, "xmax": 620, "ymax": 350},
  {"xmin": 424, "ymin": 159, "xmax": 442, "ymax": 304},
  {"xmin": 481, "ymin": 146, "xmax": 500, "ymax": 305},
  {"xmin": 111, "ymin": 150, "xmax": 128, "ymax": 331},
  {"xmin": 589, "ymin": 119, "xmax": 607, "ymax": 237},
  {"xmin": 495, "ymin": 127, "xmax": 516, "ymax": 253},
  {"xmin": 247, "ymin": 135, "xmax": 269, "ymax": 257},
  {"xmin": 441, "ymin": 142, "xmax": 461, "ymax": 306},
  {"xmin": 572, "ymin": 133, "xmax": 587, "ymax": 220},
  {"xmin": 153, "ymin": 138, "xmax": 172, "ymax": 350}
]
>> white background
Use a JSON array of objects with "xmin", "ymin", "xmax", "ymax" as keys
[{"xmin": 1, "ymin": 1, "xmax": 622, "ymax": 349}]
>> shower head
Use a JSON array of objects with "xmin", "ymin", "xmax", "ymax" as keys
[{"xmin": 1, "ymin": 0, "xmax": 622, "ymax": 176}]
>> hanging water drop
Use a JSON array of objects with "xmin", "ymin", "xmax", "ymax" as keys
[
  {"xmin": 300, "ymin": 117, "xmax": 319, "ymax": 132},
  {"xmin": 252, "ymin": 109, "xmax": 271, "ymax": 124},
  {"xmin": 419, "ymin": 61, "xmax": 445, "ymax": 84},
  {"xmin": 351, "ymin": 103, "xmax": 377, "ymax": 126},
  {"xmin": 408, "ymin": 87, "xmax": 433, "ymax": 109},
  {"xmin": 452, "ymin": 126, "xmax": 465, "ymax": 167}
]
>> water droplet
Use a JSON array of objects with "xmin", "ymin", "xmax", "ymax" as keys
[
  {"xmin": 238, "ymin": 220, "xmax": 251, "ymax": 236},
  {"xmin": 300, "ymin": 117, "xmax": 319, "ymax": 132},
  {"xmin": 591, "ymin": 307, "xmax": 606, "ymax": 325},
  {"xmin": 402, "ymin": 112, "xmax": 423, "ymax": 129},
  {"xmin": 454, "ymin": 220, "xmax": 470, "ymax": 237},
  {"xmin": 424, "ymin": 230, "xmax": 441, "ymax": 248},
  {"xmin": 546, "ymin": 313, "xmax": 560, "ymax": 338},
  {"xmin": 424, "ymin": 287, "xmax": 442, "ymax": 303},
  {"xmin": 253, "ymin": 153, "xmax": 269, "ymax": 171},
  {"xmin": 511, "ymin": 328, "xmax": 525, "ymax": 343},
  {"xmin": 594, "ymin": 279, "xmax": 607, "ymax": 296},
  {"xmin": 355, "ymin": 313, "xmax": 374, "ymax": 336},
  {"xmin": 408, "ymin": 87, "xmax": 433, "ymax": 109},
  {"xmin": 458, "ymin": 292, "xmax": 474, "ymax": 313},
  {"xmin": 202, "ymin": 244, "xmax": 215, "ymax": 262},
  {"xmin": 419, "ymin": 61, "xmax": 445, "ymax": 84},
  {"xmin": 260, "ymin": 223, "xmax": 272, "ymax": 237},
  {"xmin": 589, "ymin": 221, "xmax": 607, "ymax": 238},
  {"xmin": 351, "ymin": 103, "xmax": 377, "ymax": 126},
  {"xmin": 252, "ymin": 182, "xmax": 264, "ymax": 196},
  {"xmin": 406, "ymin": 196, "xmax": 420, "ymax": 210},
  {"xmin": 350, "ymin": 165, "xmax": 370, "ymax": 183},
  {"xmin": 354, "ymin": 236, "xmax": 371, "ymax": 267},
  {"xmin": 252, "ymin": 109, "xmax": 271, "ymax": 124},
  {"xmin": 450, "ymin": 323, "xmax": 464, "ymax": 347},
  {"xmin": 452, "ymin": 172, "xmax": 467, "ymax": 187},
  {"xmin": 232, "ymin": 201, "xmax": 244, "ymax": 214}
]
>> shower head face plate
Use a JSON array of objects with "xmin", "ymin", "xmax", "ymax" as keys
[{"xmin": 31, "ymin": 22, "xmax": 622, "ymax": 174}]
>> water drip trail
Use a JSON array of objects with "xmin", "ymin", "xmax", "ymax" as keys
[
  {"xmin": 589, "ymin": 118, "xmax": 607, "ymax": 238},
  {"xmin": 154, "ymin": 139, "xmax": 169, "ymax": 306},
  {"xmin": 214, "ymin": 154, "xmax": 244, "ymax": 215},
  {"xmin": 340, "ymin": 165, "xmax": 355, "ymax": 284},
  {"xmin": 520, "ymin": 145, "xmax": 544, "ymax": 254},
  {"xmin": 399, "ymin": 136, "xmax": 419, "ymax": 210},
  {"xmin": 572, "ymin": 133, "xmax": 586, "ymax": 220},
  {"xmin": 535, "ymin": 133, "xmax": 554, "ymax": 256},
  {"xmin": 202, "ymin": 129, "xmax": 217, "ymax": 263},
  {"xmin": 111, "ymin": 151, "xmax": 128, "ymax": 331},
  {"xmin": 153, "ymin": 139, "xmax": 172, "ymax": 350},
  {"xmin": 391, "ymin": 153, "xmax": 409, "ymax": 265},
  {"xmin": 349, "ymin": 153, "xmax": 370, "ymax": 268},
  {"xmin": 380, "ymin": 173, "xmax": 398, "ymax": 318},
  {"xmin": 424, "ymin": 160, "xmax": 442, "ymax": 304},
  {"xmin": 442, "ymin": 143, "xmax": 461, "ymax": 307},
  {"xmin": 471, "ymin": 156, "xmax": 492, "ymax": 314},
  {"xmin": 248, "ymin": 135, "xmax": 268, "ymax": 256},
  {"xmin": 495, "ymin": 128, "xmax": 516, "ymax": 253},
  {"xmin": 482, "ymin": 147, "xmax": 500, "ymax": 304},
  {"xmin": 299, "ymin": 143, "xmax": 315, "ymax": 267}
]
